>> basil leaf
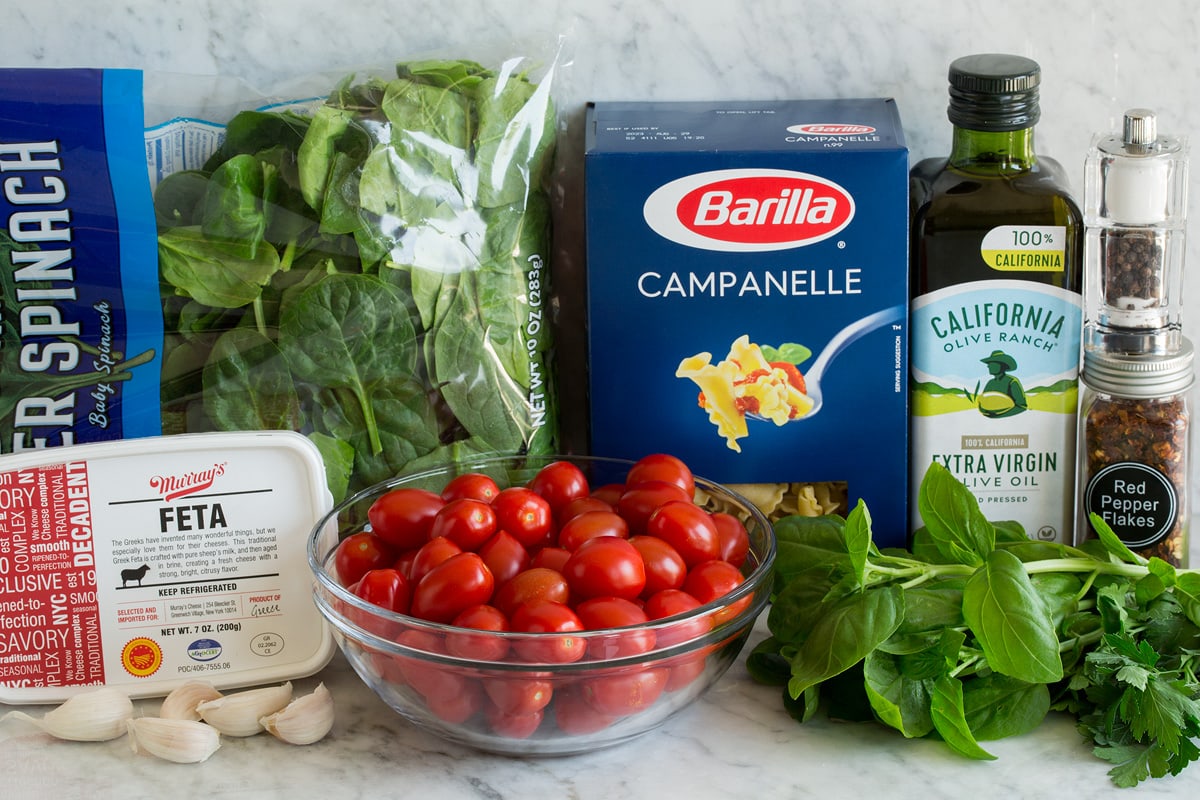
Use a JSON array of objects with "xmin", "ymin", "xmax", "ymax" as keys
[
  {"xmin": 963, "ymin": 549, "xmax": 1063, "ymax": 683},
  {"xmin": 963, "ymin": 673, "xmax": 1051, "ymax": 740},
  {"xmin": 787, "ymin": 585, "xmax": 904, "ymax": 698},
  {"xmin": 863, "ymin": 649, "xmax": 935, "ymax": 738},
  {"xmin": 916, "ymin": 461, "xmax": 995, "ymax": 566},
  {"xmin": 929, "ymin": 674, "xmax": 997, "ymax": 760}
]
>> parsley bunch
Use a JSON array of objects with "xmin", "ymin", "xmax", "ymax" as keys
[{"xmin": 748, "ymin": 462, "xmax": 1200, "ymax": 787}]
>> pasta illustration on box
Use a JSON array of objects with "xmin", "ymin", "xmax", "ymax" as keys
[{"xmin": 677, "ymin": 335, "xmax": 814, "ymax": 452}]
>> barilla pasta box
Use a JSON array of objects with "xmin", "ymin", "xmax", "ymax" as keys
[{"xmin": 585, "ymin": 99, "xmax": 910, "ymax": 547}]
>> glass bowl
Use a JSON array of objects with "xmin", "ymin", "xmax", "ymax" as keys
[{"xmin": 307, "ymin": 454, "xmax": 775, "ymax": 756}]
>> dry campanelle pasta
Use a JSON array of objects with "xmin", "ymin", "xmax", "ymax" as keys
[{"xmin": 696, "ymin": 481, "xmax": 848, "ymax": 523}]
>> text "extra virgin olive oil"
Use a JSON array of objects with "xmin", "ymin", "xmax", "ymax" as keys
[{"xmin": 909, "ymin": 54, "xmax": 1084, "ymax": 544}]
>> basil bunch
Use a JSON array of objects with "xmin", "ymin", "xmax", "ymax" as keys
[
  {"xmin": 155, "ymin": 59, "xmax": 558, "ymax": 500},
  {"xmin": 750, "ymin": 462, "xmax": 1200, "ymax": 787}
]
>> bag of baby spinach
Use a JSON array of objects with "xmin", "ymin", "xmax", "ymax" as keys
[{"xmin": 0, "ymin": 47, "xmax": 564, "ymax": 501}]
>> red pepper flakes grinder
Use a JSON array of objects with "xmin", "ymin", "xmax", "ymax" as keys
[{"xmin": 1076, "ymin": 109, "xmax": 1193, "ymax": 566}]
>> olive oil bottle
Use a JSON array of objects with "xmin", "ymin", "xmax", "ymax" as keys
[{"xmin": 909, "ymin": 54, "xmax": 1084, "ymax": 543}]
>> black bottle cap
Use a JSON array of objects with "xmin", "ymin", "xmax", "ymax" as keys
[{"xmin": 947, "ymin": 54, "xmax": 1041, "ymax": 132}]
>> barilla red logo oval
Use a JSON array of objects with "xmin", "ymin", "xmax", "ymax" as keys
[
  {"xmin": 643, "ymin": 168, "xmax": 855, "ymax": 252},
  {"xmin": 786, "ymin": 123, "xmax": 877, "ymax": 135}
]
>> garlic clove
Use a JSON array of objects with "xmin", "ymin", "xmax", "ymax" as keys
[
  {"xmin": 196, "ymin": 681, "xmax": 292, "ymax": 737},
  {"xmin": 127, "ymin": 717, "xmax": 221, "ymax": 764},
  {"xmin": 259, "ymin": 682, "xmax": 334, "ymax": 745},
  {"xmin": 2, "ymin": 686, "xmax": 133, "ymax": 742},
  {"xmin": 159, "ymin": 680, "xmax": 224, "ymax": 721}
]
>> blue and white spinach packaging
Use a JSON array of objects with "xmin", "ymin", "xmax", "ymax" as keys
[{"xmin": 585, "ymin": 100, "xmax": 910, "ymax": 546}]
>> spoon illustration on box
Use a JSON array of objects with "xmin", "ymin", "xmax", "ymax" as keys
[{"xmin": 677, "ymin": 304, "xmax": 906, "ymax": 452}]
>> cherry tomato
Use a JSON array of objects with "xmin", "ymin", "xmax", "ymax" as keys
[
  {"xmin": 644, "ymin": 500, "xmax": 720, "ymax": 567},
  {"xmin": 492, "ymin": 487, "xmax": 554, "ymax": 547},
  {"xmin": 529, "ymin": 546, "xmax": 571, "ymax": 573},
  {"xmin": 429, "ymin": 497, "xmax": 497, "ymax": 552},
  {"xmin": 664, "ymin": 653, "xmax": 709, "ymax": 692},
  {"xmin": 625, "ymin": 453, "xmax": 695, "ymax": 498},
  {"xmin": 391, "ymin": 548, "xmax": 419, "ymax": 581},
  {"xmin": 712, "ymin": 512, "xmax": 751, "ymax": 568},
  {"xmin": 510, "ymin": 600, "xmax": 587, "ymax": 663},
  {"xmin": 575, "ymin": 596, "xmax": 655, "ymax": 659},
  {"xmin": 447, "ymin": 604, "xmax": 510, "ymax": 661},
  {"xmin": 590, "ymin": 483, "xmax": 625, "ymax": 507},
  {"xmin": 334, "ymin": 531, "xmax": 397, "ymax": 586},
  {"xmin": 643, "ymin": 588, "xmax": 711, "ymax": 648},
  {"xmin": 485, "ymin": 704, "xmax": 544, "ymax": 739},
  {"xmin": 367, "ymin": 487, "xmax": 445, "ymax": 550},
  {"xmin": 482, "ymin": 676, "xmax": 554, "ymax": 716},
  {"xmin": 683, "ymin": 559, "xmax": 749, "ymax": 623},
  {"xmin": 556, "ymin": 510, "xmax": 629, "ymax": 551},
  {"xmin": 616, "ymin": 480, "xmax": 691, "ymax": 536},
  {"xmin": 563, "ymin": 536, "xmax": 646, "ymax": 601},
  {"xmin": 527, "ymin": 460, "xmax": 590, "ymax": 517},
  {"xmin": 409, "ymin": 536, "xmax": 463, "ymax": 586},
  {"xmin": 492, "ymin": 567, "xmax": 570, "ymax": 617},
  {"xmin": 425, "ymin": 677, "xmax": 483, "ymax": 724},
  {"xmin": 477, "ymin": 529, "xmax": 531, "ymax": 586},
  {"xmin": 351, "ymin": 567, "xmax": 411, "ymax": 614},
  {"xmin": 582, "ymin": 667, "xmax": 668, "ymax": 716},
  {"xmin": 410, "ymin": 552, "xmax": 495, "ymax": 623},
  {"xmin": 392, "ymin": 629, "xmax": 461, "ymax": 700},
  {"xmin": 553, "ymin": 684, "xmax": 616, "ymax": 735},
  {"xmin": 557, "ymin": 495, "xmax": 614, "ymax": 525},
  {"xmin": 628, "ymin": 535, "xmax": 687, "ymax": 597},
  {"xmin": 440, "ymin": 472, "xmax": 501, "ymax": 503}
]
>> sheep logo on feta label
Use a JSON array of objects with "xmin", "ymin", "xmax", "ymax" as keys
[
  {"xmin": 149, "ymin": 462, "xmax": 228, "ymax": 502},
  {"xmin": 643, "ymin": 168, "xmax": 855, "ymax": 252}
]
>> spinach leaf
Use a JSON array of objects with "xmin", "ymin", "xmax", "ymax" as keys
[
  {"xmin": 279, "ymin": 273, "xmax": 418, "ymax": 457},
  {"xmin": 159, "ymin": 226, "xmax": 281, "ymax": 309},
  {"xmin": 202, "ymin": 327, "xmax": 303, "ymax": 432}
]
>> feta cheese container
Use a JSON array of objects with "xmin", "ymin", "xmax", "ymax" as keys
[{"xmin": 0, "ymin": 431, "xmax": 335, "ymax": 703}]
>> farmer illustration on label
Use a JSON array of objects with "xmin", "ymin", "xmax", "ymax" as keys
[{"xmin": 974, "ymin": 349, "xmax": 1027, "ymax": 418}]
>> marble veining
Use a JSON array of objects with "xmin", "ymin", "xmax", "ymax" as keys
[{"xmin": 3, "ymin": 0, "xmax": 1200, "ymax": 796}]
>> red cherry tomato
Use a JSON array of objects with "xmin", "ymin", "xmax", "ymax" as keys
[
  {"xmin": 391, "ymin": 548, "xmax": 419, "ymax": 581},
  {"xmin": 367, "ymin": 487, "xmax": 445, "ymax": 550},
  {"xmin": 409, "ymin": 536, "xmax": 463, "ymax": 586},
  {"xmin": 664, "ymin": 653, "xmax": 709, "ymax": 692},
  {"xmin": 334, "ymin": 531, "xmax": 397, "ymax": 586},
  {"xmin": 643, "ymin": 588, "xmax": 711, "ymax": 648},
  {"xmin": 625, "ymin": 453, "xmax": 695, "ymax": 498},
  {"xmin": 590, "ymin": 483, "xmax": 625, "ymax": 507},
  {"xmin": 440, "ymin": 472, "xmax": 501, "ymax": 503},
  {"xmin": 553, "ymin": 684, "xmax": 616, "ymax": 735},
  {"xmin": 410, "ymin": 552, "xmax": 495, "ymax": 623},
  {"xmin": 447, "ymin": 603, "xmax": 511, "ymax": 661},
  {"xmin": 582, "ymin": 667, "xmax": 669, "ymax": 716},
  {"xmin": 485, "ymin": 704, "xmax": 544, "ymax": 739},
  {"xmin": 575, "ymin": 596, "xmax": 655, "ymax": 659},
  {"xmin": 391, "ymin": 629, "xmax": 461, "ymax": 700},
  {"xmin": 556, "ymin": 510, "xmax": 629, "ymax": 551},
  {"xmin": 482, "ymin": 676, "xmax": 554, "ymax": 716},
  {"xmin": 492, "ymin": 567, "xmax": 570, "ymax": 617},
  {"xmin": 425, "ymin": 678, "xmax": 483, "ymax": 724},
  {"xmin": 351, "ymin": 567, "xmax": 411, "ymax": 614},
  {"xmin": 429, "ymin": 497, "xmax": 498, "ymax": 552},
  {"xmin": 509, "ymin": 600, "xmax": 587, "ymax": 663},
  {"xmin": 527, "ymin": 460, "xmax": 590, "ymax": 517},
  {"xmin": 628, "ymin": 535, "xmax": 687, "ymax": 597},
  {"xmin": 644, "ymin": 500, "xmax": 720, "ymax": 567},
  {"xmin": 492, "ymin": 487, "xmax": 554, "ymax": 547},
  {"xmin": 557, "ymin": 495, "xmax": 614, "ymax": 525},
  {"xmin": 562, "ymin": 536, "xmax": 646, "ymax": 601},
  {"xmin": 616, "ymin": 480, "xmax": 691, "ymax": 536},
  {"xmin": 477, "ymin": 529, "xmax": 531, "ymax": 586},
  {"xmin": 712, "ymin": 512, "xmax": 751, "ymax": 568},
  {"xmin": 683, "ymin": 559, "xmax": 749, "ymax": 623},
  {"xmin": 529, "ymin": 546, "xmax": 571, "ymax": 573}
]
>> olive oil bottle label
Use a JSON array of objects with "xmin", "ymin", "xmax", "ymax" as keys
[{"xmin": 910, "ymin": 279, "xmax": 1083, "ymax": 542}]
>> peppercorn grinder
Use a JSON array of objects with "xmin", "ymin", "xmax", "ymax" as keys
[{"xmin": 1083, "ymin": 108, "xmax": 1189, "ymax": 354}]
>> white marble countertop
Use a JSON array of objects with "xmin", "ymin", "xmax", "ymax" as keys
[{"xmin": 4, "ymin": 615, "xmax": 1197, "ymax": 800}]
